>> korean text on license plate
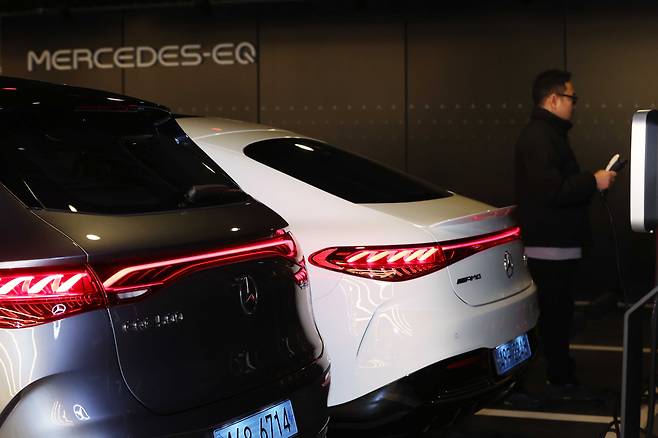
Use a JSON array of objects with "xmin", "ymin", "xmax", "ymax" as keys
[
  {"xmin": 493, "ymin": 333, "xmax": 531, "ymax": 375},
  {"xmin": 214, "ymin": 399, "xmax": 298, "ymax": 438}
]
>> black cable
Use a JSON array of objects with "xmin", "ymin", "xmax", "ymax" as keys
[
  {"xmin": 600, "ymin": 193, "xmax": 631, "ymax": 308},
  {"xmin": 597, "ymin": 192, "xmax": 632, "ymax": 437}
]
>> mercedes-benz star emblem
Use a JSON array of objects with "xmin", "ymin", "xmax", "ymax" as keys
[
  {"xmin": 503, "ymin": 251, "xmax": 514, "ymax": 278},
  {"xmin": 236, "ymin": 275, "xmax": 259, "ymax": 316}
]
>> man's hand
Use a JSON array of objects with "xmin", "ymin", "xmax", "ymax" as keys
[{"xmin": 594, "ymin": 170, "xmax": 617, "ymax": 191}]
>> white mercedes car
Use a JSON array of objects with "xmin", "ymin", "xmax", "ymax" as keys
[{"xmin": 177, "ymin": 116, "xmax": 539, "ymax": 430}]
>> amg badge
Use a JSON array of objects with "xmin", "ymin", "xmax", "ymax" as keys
[{"xmin": 457, "ymin": 274, "xmax": 482, "ymax": 284}]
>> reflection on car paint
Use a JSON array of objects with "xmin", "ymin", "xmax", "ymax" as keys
[
  {"xmin": 51, "ymin": 400, "xmax": 74, "ymax": 426},
  {"xmin": 0, "ymin": 329, "xmax": 40, "ymax": 399},
  {"xmin": 53, "ymin": 320, "xmax": 61, "ymax": 340}
]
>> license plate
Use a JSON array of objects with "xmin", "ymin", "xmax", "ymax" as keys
[
  {"xmin": 214, "ymin": 400, "xmax": 298, "ymax": 438},
  {"xmin": 493, "ymin": 333, "xmax": 531, "ymax": 375}
]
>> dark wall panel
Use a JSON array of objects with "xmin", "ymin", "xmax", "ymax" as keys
[
  {"xmin": 407, "ymin": 8, "xmax": 564, "ymax": 207},
  {"xmin": 2, "ymin": 13, "xmax": 123, "ymax": 93},
  {"xmin": 123, "ymin": 9, "xmax": 257, "ymax": 121},
  {"xmin": 259, "ymin": 16, "xmax": 405, "ymax": 169},
  {"xmin": 567, "ymin": 5, "xmax": 658, "ymax": 298}
]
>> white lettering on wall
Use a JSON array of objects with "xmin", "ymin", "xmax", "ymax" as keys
[
  {"xmin": 27, "ymin": 50, "xmax": 50, "ymax": 71},
  {"xmin": 26, "ymin": 42, "xmax": 257, "ymax": 72}
]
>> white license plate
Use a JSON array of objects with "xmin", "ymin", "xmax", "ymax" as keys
[
  {"xmin": 493, "ymin": 333, "xmax": 531, "ymax": 375},
  {"xmin": 214, "ymin": 399, "xmax": 298, "ymax": 438}
]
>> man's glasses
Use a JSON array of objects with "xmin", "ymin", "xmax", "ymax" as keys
[{"xmin": 557, "ymin": 93, "xmax": 579, "ymax": 104}]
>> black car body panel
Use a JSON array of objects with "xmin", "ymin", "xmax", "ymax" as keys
[
  {"xmin": 0, "ymin": 184, "xmax": 85, "ymax": 268},
  {"xmin": 35, "ymin": 202, "xmax": 288, "ymax": 263}
]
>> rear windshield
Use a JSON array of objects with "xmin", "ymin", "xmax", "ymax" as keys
[
  {"xmin": 243, "ymin": 139, "xmax": 451, "ymax": 203},
  {"xmin": 0, "ymin": 105, "xmax": 247, "ymax": 214}
]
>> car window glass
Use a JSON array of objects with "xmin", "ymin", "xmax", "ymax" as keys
[
  {"xmin": 0, "ymin": 105, "xmax": 246, "ymax": 214},
  {"xmin": 243, "ymin": 139, "xmax": 451, "ymax": 203}
]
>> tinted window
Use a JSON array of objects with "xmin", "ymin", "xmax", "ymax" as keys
[
  {"xmin": 244, "ymin": 139, "xmax": 451, "ymax": 203},
  {"xmin": 0, "ymin": 105, "xmax": 247, "ymax": 214}
]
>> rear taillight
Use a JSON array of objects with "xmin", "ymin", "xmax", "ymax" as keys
[
  {"xmin": 101, "ymin": 230, "xmax": 303, "ymax": 301},
  {"xmin": 0, "ymin": 268, "xmax": 105, "ymax": 329},
  {"xmin": 0, "ymin": 230, "xmax": 305, "ymax": 328},
  {"xmin": 309, "ymin": 226, "xmax": 520, "ymax": 282}
]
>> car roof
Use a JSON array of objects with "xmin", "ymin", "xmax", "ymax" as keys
[
  {"xmin": 0, "ymin": 76, "xmax": 166, "ymax": 112},
  {"xmin": 175, "ymin": 116, "xmax": 304, "ymax": 151},
  {"xmin": 175, "ymin": 115, "xmax": 287, "ymax": 135}
]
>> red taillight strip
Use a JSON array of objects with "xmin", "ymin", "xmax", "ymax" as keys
[
  {"xmin": 103, "ymin": 232, "xmax": 297, "ymax": 292},
  {"xmin": 441, "ymin": 226, "xmax": 520, "ymax": 251},
  {"xmin": 309, "ymin": 226, "xmax": 521, "ymax": 282},
  {"xmin": 0, "ymin": 231, "xmax": 305, "ymax": 329}
]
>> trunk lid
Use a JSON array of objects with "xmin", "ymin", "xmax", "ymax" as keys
[
  {"xmin": 36, "ymin": 203, "xmax": 324, "ymax": 414},
  {"xmin": 363, "ymin": 195, "xmax": 533, "ymax": 306}
]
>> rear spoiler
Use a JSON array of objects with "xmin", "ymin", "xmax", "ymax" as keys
[{"xmin": 435, "ymin": 205, "xmax": 517, "ymax": 233}]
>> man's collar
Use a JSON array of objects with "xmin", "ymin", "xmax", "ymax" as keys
[{"xmin": 531, "ymin": 107, "xmax": 573, "ymax": 132}]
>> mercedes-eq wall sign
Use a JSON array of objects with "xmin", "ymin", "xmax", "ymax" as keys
[{"xmin": 27, "ymin": 42, "xmax": 257, "ymax": 71}]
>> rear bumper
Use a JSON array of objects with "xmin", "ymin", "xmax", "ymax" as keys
[
  {"xmin": 323, "ymin": 273, "xmax": 539, "ymax": 406},
  {"xmin": 330, "ymin": 330, "xmax": 537, "ymax": 428},
  {"xmin": 0, "ymin": 355, "xmax": 330, "ymax": 438}
]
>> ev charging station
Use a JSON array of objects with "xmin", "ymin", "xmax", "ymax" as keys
[
  {"xmin": 622, "ymin": 109, "xmax": 658, "ymax": 437},
  {"xmin": 631, "ymin": 109, "xmax": 658, "ymax": 234}
]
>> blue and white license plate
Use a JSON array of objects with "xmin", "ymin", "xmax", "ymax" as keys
[
  {"xmin": 214, "ymin": 399, "xmax": 298, "ymax": 438},
  {"xmin": 493, "ymin": 333, "xmax": 531, "ymax": 375}
]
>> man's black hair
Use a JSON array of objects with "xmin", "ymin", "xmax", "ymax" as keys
[{"xmin": 532, "ymin": 69, "xmax": 572, "ymax": 106}]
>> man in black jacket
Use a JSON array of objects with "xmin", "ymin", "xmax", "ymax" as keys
[{"xmin": 515, "ymin": 69, "xmax": 616, "ymax": 389}]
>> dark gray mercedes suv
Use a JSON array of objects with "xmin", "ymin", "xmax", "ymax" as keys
[{"xmin": 0, "ymin": 77, "xmax": 329, "ymax": 437}]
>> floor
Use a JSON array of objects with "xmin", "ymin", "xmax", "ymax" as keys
[{"xmin": 425, "ymin": 299, "xmax": 650, "ymax": 438}]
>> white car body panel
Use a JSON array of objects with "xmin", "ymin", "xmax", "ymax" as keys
[{"xmin": 179, "ymin": 117, "xmax": 539, "ymax": 407}]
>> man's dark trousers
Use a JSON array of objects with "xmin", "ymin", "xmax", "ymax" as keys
[{"xmin": 527, "ymin": 257, "xmax": 579, "ymax": 384}]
